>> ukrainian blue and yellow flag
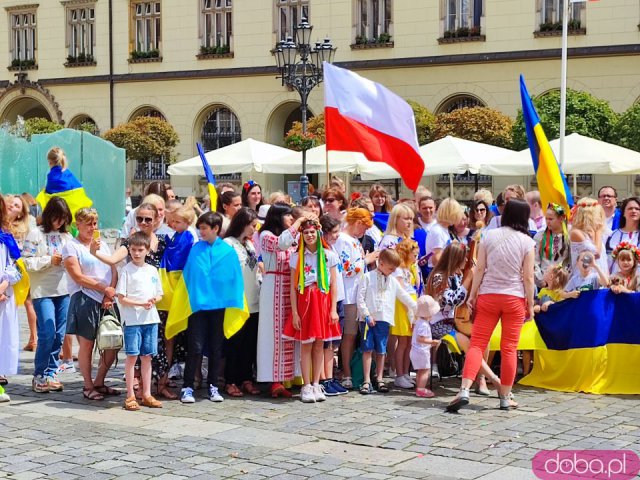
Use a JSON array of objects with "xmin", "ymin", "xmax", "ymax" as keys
[
  {"xmin": 0, "ymin": 231, "xmax": 30, "ymax": 306},
  {"xmin": 520, "ymin": 290, "xmax": 640, "ymax": 394},
  {"xmin": 36, "ymin": 165, "xmax": 92, "ymax": 220},
  {"xmin": 197, "ymin": 143, "xmax": 218, "ymax": 212},
  {"xmin": 156, "ymin": 230, "xmax": 196, "ymax": 312},
  {"xmin": 165, "ymin": 237, "xmax": 249, "ymax": 340},
  {"xmin": 520, "ymin": 75, "xmax": 573, "ymax": 216}
]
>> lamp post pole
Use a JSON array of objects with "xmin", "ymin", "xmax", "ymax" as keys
[{"xmin": 273, "ymin": 19, "xmax": 336, "ymax": 199}]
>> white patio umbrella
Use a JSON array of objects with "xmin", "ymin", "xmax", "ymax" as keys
[
  {"xmin": 167, "ymin": 138, "xmax": 292, "ymax": 176},
  {"xmin": 483, "ymin": 133, "xmax": 640, "ymax": 176},
  {"xmin": 266, "ymin": 144, "xmax": 364, "ymax": 174},
  {"xmin": 356, "ymin": 136, "xmax": 515, "ymax": 194}
]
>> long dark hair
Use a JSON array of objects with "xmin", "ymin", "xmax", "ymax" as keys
[
  {"xmin": 501, "ymin": 199, "xmax": 530, "ymax": 236},
  {"xmin": 224, "ymin": 207, "xmax": 258, "ymax": 239},
  {"xmin": 241, "ymin": 181, "xmax": 264, "ymax": 211},
  {"xmin": 42, "ymin": 197, "xmax": 72, "ymax": 233},
  {"xmin": 619, "ymin": 197, "xmax": 640, "ymax": 230},
  {"xmin": 261, "ymin": 202, "xmax": 292, "ymax": 237},
  {"xmin": 0, "ymin": 195, "xmax": 6, "ymax": 231},
  {"xmin": 144, "ymin": 181, "xmax": 168, "ymax": 202},
  {"xmin": 470, "ymin": 199, "xmax": 492, "ymax": 227}
]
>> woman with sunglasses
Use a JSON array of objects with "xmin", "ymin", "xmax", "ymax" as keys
[
  {"xmin": 92, "ymin": 203, "xmax": 178, "ymax": 399},
  {"xmin": 321, "ymin": 188, "xmax": 347, "ymax": 222},
  {"xmin": 470, "ymin": 200, "xmax": 491, "ymax": 229}
]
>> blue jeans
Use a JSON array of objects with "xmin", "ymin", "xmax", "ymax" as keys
[{"xmin": 33, "ymin": 295, "xmax": 70, "ymax": 377}]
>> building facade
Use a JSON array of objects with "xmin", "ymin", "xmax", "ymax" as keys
[{"xmin": 0, "ymin": 0, "xmax": 639, "ymax": 199}]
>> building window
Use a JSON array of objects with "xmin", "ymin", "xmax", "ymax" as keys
[
  {"xmin": 276, "ymin": 0, "xmax": 309, "ymax": 41},
  {"xmin": 66, "ymin": 5, "xmax": 95, "ymax": 62},
  {"xmin": 437, "ymin": 95, "xmax": 485, "ymax": 114},
  {"xmin": 538, "ymin": 0, "xmax": 584, "ymax": 30},
  {"xmin": 201, "ymin": 107, "xmax": 241, "ymax": 151},
  {"xmin": 132, "ymin": 1, "xmax": 161, "ymax": 54},
  {"xmin": 201, "ymin": 0, "xmax": 232, "ymax": 52},
  {"xmin": 444, "ymin": 0, "xmax": 482, "ymax": 33},
  {"xmin": 9, "ymin": 10, "xmax": 37, "ymax": 65},
  {"xmin": 356, "ymin": 0, "xmax": 392, "ymax": 42},
  {"xmin": 131, "ymin": 107, "xmax": 166, "ymax": 120}
]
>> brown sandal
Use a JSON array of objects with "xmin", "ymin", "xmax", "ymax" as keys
[
  {"xmin": 241, "ymin": 381, "xmax": 260, "ymax": 395},
  {"xmin": 123, "ymin": 396, "xmax": 141, "ymax": 411},
  {"xmin": 141, "ymin": 395, "xmax": 163, "ymax": 408},
  {"xmin": 83, "ymin": 388, "xmax": 104, "ymax": 401},
  {"xmin": 157, "ymin": 384, "xmax": 179, "ymax": 400},
  {"xmin": 225, "ymin": 384, "xmax": 244, "ymax": 397},
  {"xmin": 94, "ymin": 384, "xmax": 121, "ymax": 396}
]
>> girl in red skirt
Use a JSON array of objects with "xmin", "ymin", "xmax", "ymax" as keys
[{"xmin": 283, "ymin": 219, "xmax": 341, "ymax": 403}]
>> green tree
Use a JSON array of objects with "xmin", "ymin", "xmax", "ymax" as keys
[
  {"xmin": 103, "ymin": 116, "xmax": 179, "ymax": 162},
  {"xmin": 23, "ymin": 117, "xmax": 63, "ymax": 137},
  {"xmin": 610, "ymin": 102, "xmax": 640, "ymax": 152},
  {"xmin": 431, "ymin": 107, "xmax": 514, "ymax": 148},
  {"xmin": 512, "ymin": 89, "xmax": 619, "ymax": 150},
  {"xmin": 408, "ymin": 100, "xmax": 435, "ymax": 145}
]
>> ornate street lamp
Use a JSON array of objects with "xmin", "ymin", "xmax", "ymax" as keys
[{"xmin": 273, "ymin": 18, "xmax": 336, "ymax": 199}]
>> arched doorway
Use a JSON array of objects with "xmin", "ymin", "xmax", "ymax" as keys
[
  {"xmin": 436, "ymin": 94, "xmax": 486, "ymax": 114},
  {"xmin": 2, "ymin": 97, "xmax": 50, "ymax": 122},
  {"xmin": 0, "ymin": 82, "xmax": 63, "ymax": 125},
  {"xmin": 68, "ymin": 114, "xmax": 99, "ymax": 134}
]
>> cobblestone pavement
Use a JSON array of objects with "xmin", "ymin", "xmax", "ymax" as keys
[{"xmin": 2, "ymin": 315, "xmax": 640, "ymax": 480}]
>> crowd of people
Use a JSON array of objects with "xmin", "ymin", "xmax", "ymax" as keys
[{"xmin": 0, "ymin": 146, "xmax": 638, "ymax": 411}]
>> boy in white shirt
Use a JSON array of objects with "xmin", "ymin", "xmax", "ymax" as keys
[
  {"xmin": 116, "ymin": 232, "xmax": 164, "ymax": 411},
  {"xmin": 356, "ymin": 248, "xmax": 417, "ymax": 394}
]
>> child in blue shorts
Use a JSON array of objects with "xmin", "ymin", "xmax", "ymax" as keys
[
  {"xmin": 116, "ymin": 232, "xmax": 164, "ymax": 411},
  {"xmin": 356, "ymin": 248, "xmax": 417, "ymax": 394}
]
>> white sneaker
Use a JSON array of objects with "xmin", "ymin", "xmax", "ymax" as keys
[
  {"xmin": 57, "ymin": 360, "xmax": 76, "ymax": 374},
  {"xmin": 208, "ymin": 384, "xmax": 224, "ymax": 402},
  {"xmin": 300, "ymin": 384, "xmax": 316, "ymax": 403},
  {"xmin": 432, "ymin": 364, "xmax": 440, "ymax": 380},
  {"xmin": 404, "ymin": 374, "xmax": 416, "ymax": 386},
  {"xmin": 313, "ymin": 384, "xmax": 326, "ymax": 402},
  {"xmin": 394, "ymin": 375, "xmax": 414, "ymax": 389},
  {"xmin": 180, "ymin": 387, "xmax": 195, "ymax": 404}
]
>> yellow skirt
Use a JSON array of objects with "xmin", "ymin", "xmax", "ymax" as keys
[
  {"xmin": 390, "ymin": 294, "xmax": 416, "ymax": 337},
  {"xmin": 489, "ymin": 319, "xmax": 547, "ymax": 351}
]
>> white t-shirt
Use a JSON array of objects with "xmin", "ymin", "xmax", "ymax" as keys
[
  {"xmin": 565, "ymin": 271, "xmax": 601, "ymax": 291},
  {"xmin": 411, "ymin": 318, "xmax": 432, "ymax": 352},
  {"xmin": 62, "ymin": 238, "xmax": 113, "ymax": 303},
  {"xmin": 289, "ymin": 248, "xmax": 339, "ymax": 287},
  {"xmin": 334, "ymin": 232, "xmax": 366, "ymax": 304},
  {"xmin": 116, "ymin": 262, "xmax": 163, "ymax": 326},
  {"xmin": 418, "ymin": 218, "xmax": 437, "ymax": 233},
  {"xmin": 424, "ymin": 223, "xmax": 451, "ymax": 268}
]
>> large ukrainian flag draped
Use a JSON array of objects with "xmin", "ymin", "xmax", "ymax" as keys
[
  {"xmin": 520, "ymin": 75, "xmax": 573, "ymax": 215},
  {"xmin": 165, "ymin": 238, "xmax": 249, "ymax": 340},
  {"xmin": 197, "ymin": 143, "xmax": 218, "ymax": 212},
  {"xmin": 0, "ymin": 232, "xmax": 30, "ymax": 306},
  {"xmin": 520, "ymin": 290, "xmax": 640, "ymax": 394},
  {"xmin": 156, "ymin": 230, "xmax": 195, "ymax": 311},
  {"xmin": 36, "ymin": 166, "xmax": 93, "ymax": 220}
]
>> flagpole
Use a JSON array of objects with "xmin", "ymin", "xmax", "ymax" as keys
[
  {"xmin": 325, "ymin": 146, "xmax": 330, "ymax": 189},
  {"xmin": 560, "ymin": 0, "xmax": 568, "ymax": 168}
]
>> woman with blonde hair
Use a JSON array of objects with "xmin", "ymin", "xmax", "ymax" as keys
[
  {"xmin": 570, "ymin": 198, "xmax": 608, "ymax": 274},
  {"xmin": 424, "ymin": 198, "xmax": 464, "ymax": 271},
  {"xmin": 379, "ymin": 203, "xmax": 415, "ymax": 250},
  {"xmin": 5, "ymin": 195, "xmax": 38, "ymax": 351},
  {"xmin": 369, "ymin": 184, "xmax": 393, "ymax": 214}
]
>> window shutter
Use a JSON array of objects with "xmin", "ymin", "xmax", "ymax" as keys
[{"xmin": 535, "ymin": 0, "xmax": 542, "ymax": 28}]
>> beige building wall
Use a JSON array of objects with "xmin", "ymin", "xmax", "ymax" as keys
[{"xmin": 1, "ymin": 1, "xmax": 639, "ymax": 198}]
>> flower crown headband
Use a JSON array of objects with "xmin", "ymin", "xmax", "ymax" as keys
[
  {"xmin": 612, "ymin": 242, "xmax": 640, "ymax": 262},
  {"xmin": 547, "ymin": 203, "xmax": 566, "ymax": 217},
  {"xmin": 298, "ymin": 218, "xmax": 322, "ymax": 232},
  {"xmin": 243, "ymin": 180, "xmax": 256, "ymax": 192}
]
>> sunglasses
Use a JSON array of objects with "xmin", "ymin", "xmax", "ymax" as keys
[
  {"xmin": 476, "ymin": 207, "xmax": 486, "ymax": 212},
  {"xmin": 136, "ymin": 216, "xmax": 154, "ymax": 224},
  {"xmin": 325, "ymin": 198, "xmax": 336, "ymax": 203}
]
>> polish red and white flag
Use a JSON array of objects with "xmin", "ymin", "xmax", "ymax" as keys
[{"xmin": 323, "ymin": 63, "xmax": 424, "ymax": 191}]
